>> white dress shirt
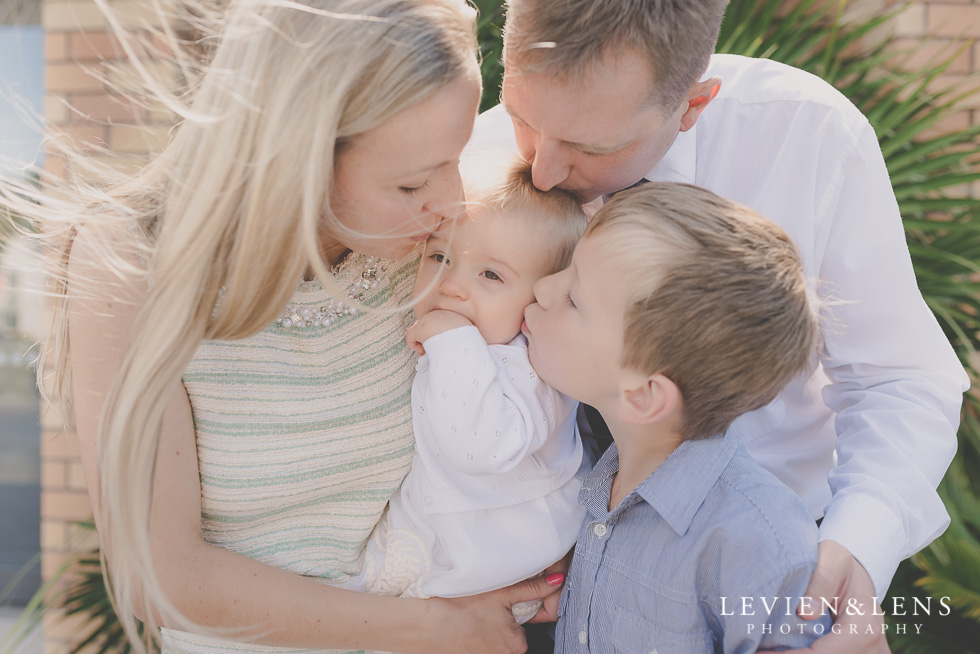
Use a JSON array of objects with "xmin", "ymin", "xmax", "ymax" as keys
[
  {"xmin": 350, "ymin": 326, "xmax": 585, "ymax": 599},
  {"xmin": 468, "ymin": 54, "xmax": 969, "ymax": 597}
]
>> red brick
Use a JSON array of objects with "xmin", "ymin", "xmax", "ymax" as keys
[
  {"xmin": 54, "ymin": 123, "xmax": 108, "ymax": 151},
  {"xmin": 929, "ymin": 5, "xmax": 980, "ymax": 37},
  {"xmin": 45, "ymin": 62, "xmax": 106, "ymax": 93},
  {"xmin": 45, "ymin": 33, "xmax": 69, "ymax": 62},
  {"xmin": 70, "ymin": 93, "xmax": 149, "ymax": 123},
  {"xmin": 41, "ymin": 490, "xmax": 94, "ymax": 521},
  {"xmin": 40, "ymin": 432, "xmax": 78, "ymax": 459},
  {"xmin": 41, "ymin": 460, "xmax": 68, "ymax": 490},
  {"xmin": 890, "ymin": 38, "xmax": 972, "ymax": 75},
  {"xmin": 70, "ymin": 31, "xmax": 125, "ymax": 61},
  {"xmin": 920, "ymin": 110, "xmax": 973, "ymax": 139}
]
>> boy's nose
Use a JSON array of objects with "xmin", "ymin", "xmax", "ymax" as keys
[{"xmin": 532, "ymin": 273, "xmax": 554, "ymax": 309}]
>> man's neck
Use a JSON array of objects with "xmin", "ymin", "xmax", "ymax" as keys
[{"xmin": 605, "ymin": 417, "xmax": 683, "ymax": 511}]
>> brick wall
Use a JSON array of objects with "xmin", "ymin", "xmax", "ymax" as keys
[
  {"xmin": 36, "ymin": 0, "xmax": 980, "ymax": 651},
  {"xmin": 40, "ymin": 2, "xmax": 174, "ymax": 651},
  {"xmin": 887, "ymin": 0, "xmax": 980, "ymax": 137}
]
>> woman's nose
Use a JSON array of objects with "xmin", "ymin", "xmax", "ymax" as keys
[{"xmin": 423, "ymin": 166, "xmax": 465, "ymax": 224}]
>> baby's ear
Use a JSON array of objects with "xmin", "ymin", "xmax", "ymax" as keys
[{"xmin": 616, "ymin": 373, "xmax": 682, "ymax": 426}]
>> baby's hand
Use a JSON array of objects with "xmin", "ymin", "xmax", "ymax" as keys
[{"xmin": 406, "ymin": 309, "xmax": 473, "ymax": 356}]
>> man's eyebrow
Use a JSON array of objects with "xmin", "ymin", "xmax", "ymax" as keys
[{"xmin": 503, "ymin": 104, "xmax": 632, "ymax": 155}]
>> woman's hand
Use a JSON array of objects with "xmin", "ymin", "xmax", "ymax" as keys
[
  {"xmin": 526, "ymin": 550, "xmax": 573, "ymax": 624},
  {"xmin": 420, "ymin": 573, "xmax": 565, "ymax": 654}
]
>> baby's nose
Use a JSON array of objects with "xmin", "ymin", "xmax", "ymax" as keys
[{"xmin": 439, "ymin": 275, "xmax": 468, "ymax": 300}]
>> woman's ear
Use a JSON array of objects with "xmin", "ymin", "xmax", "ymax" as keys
[
  {"xmin": 679, "ymin": 76, "xmax": 722, "ymax": 133},
  {"xmin": 616, "ymin": 373, "xmax": 682, "ymax": 426}
]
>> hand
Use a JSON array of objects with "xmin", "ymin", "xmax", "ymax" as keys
[
  {"xmin": 423, "ymin": 573, "xmax": 565, "ymax": 654},
  {"xmin": 526, "ymin": 549, "xmax": 574, "ymax": 624},
  {"xmin": 773, "ymin": 540, "xmax": 891, "ymax": 654},
  {"xmin": 405, "ymin": 309, "xmax": 473, "ymax": 356}
]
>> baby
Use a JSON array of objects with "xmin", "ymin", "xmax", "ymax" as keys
[
  {"xmin": 347, "ymin": 156, "xmax": 589, "ymax": 618},
  {"xmin": 524, "ymin": 183, "xmax": 835, "ymax": 652}
]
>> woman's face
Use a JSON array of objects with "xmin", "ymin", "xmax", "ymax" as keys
[{"xmin": 330, "ymin": 70, "xmax": 482, "ymax": 261}]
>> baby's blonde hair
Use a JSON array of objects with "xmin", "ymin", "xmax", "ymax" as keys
[
  {"xmin": 462, "ymin": 154, "xmax": 587, "ymax": 274},
  {"xmin": 587, "ymin": 182, "xmax": 821, "ymax": 441},
  {"xmin": 4, "ymin": 1, "xmax": 478, "ymax": 650}
]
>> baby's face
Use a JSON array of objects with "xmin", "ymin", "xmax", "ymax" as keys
[
  {"xmin": 413, "ymin": 209, "xmax": 555, "ymax": 345},
  {"xmin": 523, "ymin": 231, "xmax": 634, "ymax": 408}
]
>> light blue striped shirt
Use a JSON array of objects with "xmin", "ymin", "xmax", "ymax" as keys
[{"xmin": 554, "ymin": 432, "xmax": 833, "ymax": 653}]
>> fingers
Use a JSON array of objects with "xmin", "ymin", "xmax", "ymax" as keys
[
  {"xmin": 501, "ymin": 572, "xmax": 564, "ymax": 606},
  {"xmin": 799, "ymin": 541, "xmax": 850, "ymax": 620}
]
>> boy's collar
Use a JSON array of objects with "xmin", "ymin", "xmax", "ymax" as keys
[{"xmin": 581, "ymin": 430, "xmax": 739, "ymax": 537}]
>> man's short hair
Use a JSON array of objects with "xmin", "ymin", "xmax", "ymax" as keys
[
  {"xmin": 503, "ymin": 0, "xmax": 729, "ymax": 110},
  {"xmin": 463, "ymin": 153, "xmax": 587, "ymax": 274},
  {"xmin": 587, "ymin": 182, "xmax": 821, "ymax": 440}
]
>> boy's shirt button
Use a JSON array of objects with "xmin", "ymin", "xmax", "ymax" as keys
[
  {"xmin": 578, "ymin": 630, "xmax": 588, "ymax": 644},
  {"xmin": 593, "ymin": 523, "xmax": 607, "ymax": 538}
]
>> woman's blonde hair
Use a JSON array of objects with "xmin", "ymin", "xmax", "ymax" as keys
[{"xmin": 4, "ymin": 0, "xmax": 477, "ymax": 649}]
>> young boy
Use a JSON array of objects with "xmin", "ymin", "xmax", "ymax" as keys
[
  {"xmin": 347, "ymin": 157, "xmax": 589, "ymax": 618},
  {"xmin": 523, "ymin": 182, "xmax": 835, "ymax": 652}
]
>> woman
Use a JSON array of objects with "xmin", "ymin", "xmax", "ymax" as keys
[{"xmin": 21, "ymin": 1, "xmax": 562, "ymax": 651}]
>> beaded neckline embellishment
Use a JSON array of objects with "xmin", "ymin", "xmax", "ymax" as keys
[{"xmin": 276, "ymin": 254, "xmax": 390, "ymax": 329}]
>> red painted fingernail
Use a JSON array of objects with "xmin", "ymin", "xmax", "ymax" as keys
[{"xmin": 546, "ymin": 573, "xmax": 564, "ymax": 586}]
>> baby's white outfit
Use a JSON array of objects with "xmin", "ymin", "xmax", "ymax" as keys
[{"xmin": 347, "ymin": 325, "xmax": 586, "ymax": 601}]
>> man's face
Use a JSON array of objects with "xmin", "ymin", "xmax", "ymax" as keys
[{"xmin": 501, "ymin": 49, "xmax": 686, "ymax": 203}]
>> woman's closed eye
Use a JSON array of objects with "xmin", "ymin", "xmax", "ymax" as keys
[{"xmin": 400, "ymin": 180, "xmax": 430, "ymax": 195}]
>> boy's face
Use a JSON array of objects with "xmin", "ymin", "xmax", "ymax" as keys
[
  {"xmin": 523, "ymin": 231, "xmax": 635, "ymax": 408},
  {"xmin": 412, "ymin": 210, "xmax": 555, "ymax": 345}
]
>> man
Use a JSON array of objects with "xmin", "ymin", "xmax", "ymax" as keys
[{"xmin": 467, "ymin": 1, "xmax": 970, "ymax": 652}]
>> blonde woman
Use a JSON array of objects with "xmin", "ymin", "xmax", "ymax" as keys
[{"xmin": 16, "ymin": 1, "xmax": 563, "ymax": 652}]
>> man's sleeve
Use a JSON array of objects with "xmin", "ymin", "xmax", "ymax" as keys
[{"xmin": 814, "ymin": 118, "xmax": 970, "ymax": 596}]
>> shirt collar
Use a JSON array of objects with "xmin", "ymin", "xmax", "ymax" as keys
[
  {"xmin": 644, "ymin": 121, "xmax": 698, "ymax": 185},
  {"xmin": 579, "ymin": 430, "xmax": 740, "ymax": 538}
]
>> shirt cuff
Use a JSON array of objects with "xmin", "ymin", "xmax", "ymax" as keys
[
  {"xmin": 422, "ymin": 324, "xmax": 485, "ymax": 356},
  {"xmin": 818, "ymin": 493, "xmax": 937, "ymax": 598}
]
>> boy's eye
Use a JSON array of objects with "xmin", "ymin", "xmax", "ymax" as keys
[
  {"xmin": 564, "ymin": 291, "xmax": 576, "ymax": 307},
  {"xmin": 481, "ymin": 270, "xmax": 503, "ymax": 282}
]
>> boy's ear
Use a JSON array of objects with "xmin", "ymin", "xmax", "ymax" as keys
[
  {"xmin": 616, "ymin": 372, "xmax": 682, "ymax": 426},
  {"xmin": 679, "ymin": 76, "xmax": 722, "ymax": 133}
]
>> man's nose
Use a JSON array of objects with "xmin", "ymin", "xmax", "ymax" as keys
[{"xmin": 530, "ymin": 139, "xmax": 570, "ymax": 192}]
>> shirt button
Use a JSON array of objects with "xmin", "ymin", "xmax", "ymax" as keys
[
  {"xmin": 424, "ymin": 495, "xmax": 433, "ymax": 505},
  {"xmin": 578, "ymin": 630, "xmax": 588, "ymax": 644},
  {"xmin": 593, "ymin": 522, "xmax": 607, "ymax": 538}
]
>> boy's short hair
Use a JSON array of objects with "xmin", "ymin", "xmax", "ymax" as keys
[
  {"xmin": 463, "ymin": 154, "xmax": 587, "ymax": 274},
  {"xmin": 588, "ymin": 182, "xmax": 820, "ymax": 440},
  {"xmin": 503, "ymin": 0, "xmax": 729, "ymax": 111}
]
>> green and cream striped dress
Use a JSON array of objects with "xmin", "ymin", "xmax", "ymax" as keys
[{"xmin": 161, "ymin": 249, "xmax": 421, "ymax": 654}]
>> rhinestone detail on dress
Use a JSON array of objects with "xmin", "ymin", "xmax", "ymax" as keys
[{"xmin": 276, "ymin": 254, "xmax": 390, "ymax": 329}]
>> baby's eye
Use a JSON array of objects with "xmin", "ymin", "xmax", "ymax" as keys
[
  {"xmin": 481, "ymin": 270, "xmax": 503, "ymax": 282},
  {"xmin": 429, "ymin": 253, "xmax": 449, "ymax": 265}
]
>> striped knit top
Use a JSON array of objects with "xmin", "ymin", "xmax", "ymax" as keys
[{"xmin": 161, "ymin": 248, "xmax": 421, "ymax": 654}]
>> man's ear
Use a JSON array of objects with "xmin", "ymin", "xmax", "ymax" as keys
[
  {"xmin": 616, "ymin": 372, "xmax": 682, "ymax": 426},
  {"xmin": 679, "ymin": 76, "xmax": 722, "ymax": 132}
]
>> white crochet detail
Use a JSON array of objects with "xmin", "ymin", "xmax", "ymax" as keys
[{"xmin": 363, "ymin": 512, "xmax": 433, "ymax": 599}]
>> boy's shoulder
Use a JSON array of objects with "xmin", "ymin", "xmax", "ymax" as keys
[{"xmin": 693, "ymin": 440, "xmax": 819, "ymax": 595}]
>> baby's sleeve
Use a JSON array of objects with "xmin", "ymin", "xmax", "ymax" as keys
[{"xmin": 415, "ymin": 326, "xmax": 563, "ymax": 476}]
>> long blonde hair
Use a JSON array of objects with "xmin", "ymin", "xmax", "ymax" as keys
[{"xmin": 7, "ymin": 0, "xmax": 477, "ymax": 649}]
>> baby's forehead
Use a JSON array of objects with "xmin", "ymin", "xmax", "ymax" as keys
[{"xmin": 437, "ymin": 208, "xmax": 558, "ymax": 266}]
